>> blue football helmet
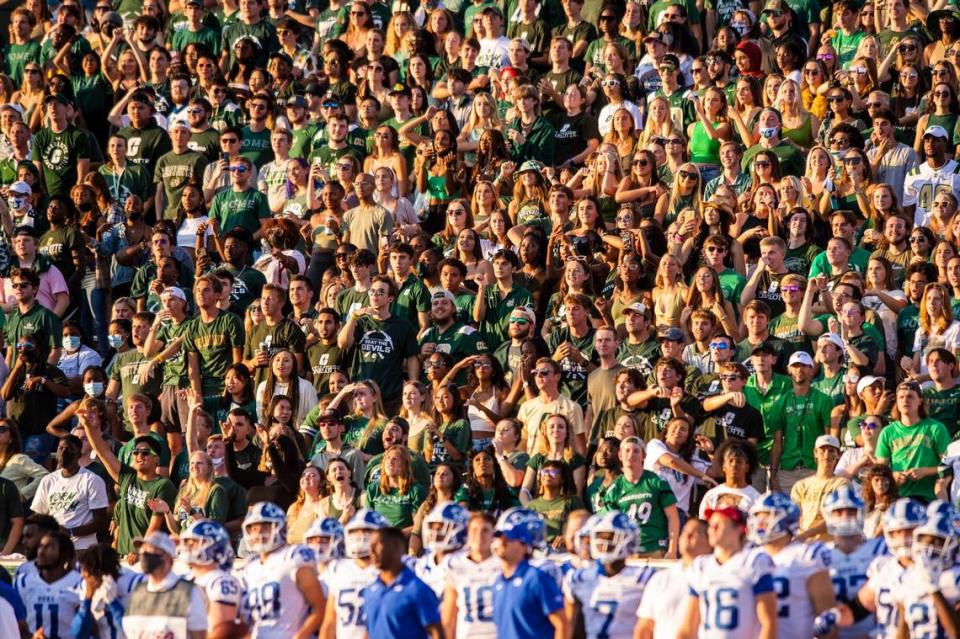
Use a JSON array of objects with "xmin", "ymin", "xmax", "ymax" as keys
[
  {"xmin": 575, "ymin": 514, "xmax": 602, "ymax": 556},
  {"xmin": 495, "ymin": 508, "xmax": 542, "ymax": 548},
  {"xmin": 748, "ymin": 492, "xmax": 800, "ymax": 544},
  {"xmin": 304, "ymin": 517, "xmax": 345, "ymax": 562},
  {"xmin": 179, "ymin": 520, "xmax": 234, "ymax": 568},
  {"xmin": 423, "ymin": 502, "xmax": 469, "ymax": 552},
  {"xmin": 913, "ymin": 511, "xmax": 960, "ymax": 569},
  {"xmin": 823, "ymin": 485, "xmax": 865, "ymax": 538},
  {"xmin": 344, "ymin": 508, "xmax": 389, "ymax": 558},
  {"xmin": 243, "ymin": 502, "xmax": 287, "ymax": 554},
  {"xmin": 883, "ymin": 498, "xmax": 928, "ymax": 560},
  {"xmin": 589, "ymin": 511, "xmax": 638, "ymax": 562}
]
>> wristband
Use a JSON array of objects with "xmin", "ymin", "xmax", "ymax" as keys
[{"xmin": 153, "ymin": 354, "xmax": 164, "ymax": 364}]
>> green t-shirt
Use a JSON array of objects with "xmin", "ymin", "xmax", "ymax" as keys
[
  {"xmin": 415, "ymin": 418, "xmax": 472, "ymax": 472},
  {"xmin": 155, "ymin": 318, "xmax": 192, "ymax": 388},
  {"xmin": 745, "ymin": 373, "xmax": 792, "ymax": 465},
  {"xmin": 32, "ymin": 125, "xmax": 92, "ymax": 197},
  {"xmin": 221, "ymin": 264, "xmax": 265, "ymax": 315},
  {"xmin": 188, "ymin": 128, "xmax": 221, "ymax": 162},
  {"xmin": 601, "ymin": 471, "xmax": 677, "ymax": 553},
  {"xmin": 170, "ymin": 25, "xmax": 222, "ymax": 56},
  {"xmin": 240, "ymin": 126, "xmax": 274, "ymax": 169},
  {"xmin": 347, "ymin": 314, "xmax": 419, "ymax": 402},
  {"xmin": 2, "ymin": 41, "xmax": 40, "ymax": 86},
  {"xmin": 924, "ymin": 385, "xmax": 960, "ymax": 438},
  {"xmin": 307, "ymin": 340, "xmax": 345, "ymax": 395},
  {"xmin": 4, "ymin": 301, "xmax": 61, "ymax": 368},
  {"xmin": 110, "ymin": 349, "xmax": 162, "ymax": 427},
  {"xmin": 38, "ymin": 225, "xmax": 81, "ymax": 280},
  {"xmin": 898, "ymin": 305, "xmax": 921, "ymax": 358},
  {"xmin": 875, "ymin": 418, "xmax": 950, "ymax": 501},
  {"xmin": 182, "ymin": 311, "xmax": 245, "ymax": 396},
  {"xmin": 115, "ymin": 465, "xmax": 176, "ymax": 554},
  {"xmin": 154, "ymin": 150, "xmax": 208, "ymax": 221},
  {"xmin": 244, "ymin": 317, "xmax": 307, "ymax": 389},
  {"xmin": 392, "ymin": 274, "xmax": 431, "ymax": 328},
  {"xmin": 528, "ymin": 494, "xmax": 585, "ymax": 541},
  {"xmin": 364, "ymin": 482, "xmax": 426, "ymax": 528},
  {"xmin": 772, "ymin": 388, "xmax": 835, "ymax": 470},
  {"xmin": 479, "ymin": 283, "xmax": 533, "ymax": 345},
  {"xmin": 99, "ymin": 163, "xmax": 151, "ymax": 209},
  {"xmin": 209, "ymin": 187, "xmax": 270, "ymax": 233},
  {"xmin": 118, "ymin": 121, "xmax": 173, "ymax": 179}
]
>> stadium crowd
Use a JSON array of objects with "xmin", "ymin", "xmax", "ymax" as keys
[{"xmin": 6, "ymin": 0, "xmax": 960, "ymax": 636}]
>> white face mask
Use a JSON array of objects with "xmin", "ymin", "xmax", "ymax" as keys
[
  {"xmin": 8, "ymin": 195, "xmax": 28, "ymax": 210},
  {"xmin": 731, "ymin": 22, "xmax": 750, "ymax": 36}
]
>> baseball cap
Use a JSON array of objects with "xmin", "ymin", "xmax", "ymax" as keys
[
  {"xmin": 169, "ymin": 118, "xmax": 190, "ymax": 132},
  {"xmin": 102, "ymin": 11, "xmax": 124, "ymax": 25},
  {"xmin": 482, "ymin": 5, "xmax": 505, "ymax": 18},
  {"xmin": 762, "ymin": 0, "xmax": 791, "ymax": 15},
  {"xmin": 431, "ymin": 289, "xmax": 455, "ymax": 304},
  {"xmin": 388, "ymin": 83, "xmax": 411, "ymax": 97},
  {"xmin": 703, "ymin": 506, "xmax": 747, "ymax": 526},
  {"xmin": 643, "ymin": 32, "xmax": 669, "ymax": 45},
  {"xmin": 43, "ymin": 93, "xmax": 71, "ymax": 107},
  {"xmin": 706, "ymin": 48, "xmax": 734, "ymax": 65},
  {"xmin": 788, "ymin": 351, "xmax": 814, "ymax": 367},
  {"xmin": 8, "ymin": 180, "xmax": 31, "ymax": 196},
  {"xmin": 518, "ymin": 160, "xmax": 544, "ymax": 174},
  {"xmin": 286, "ymin": 95, "xmax": 309, "ymax": 109},
  {"xmin": 160, "ymin": 286, "xmax": 187, "ymax": 301},
  {"xmin": 133, "ymin": 531, "xmax": 177, "ymax": 557},
  {"xmin": 12, "ymin": 225, "xmax": 36, "ymax": 239},
  {"xmin": 133, "ymin": 435, "xmax": 161, "ymax": 456},
  {"xmin": 750, "ymin": 341, "xmax": 776, "ymax": 356},
  {"xmin": 657, "ymin": 326, "xmax": 684, "ymax": 342},
  {"xmin": 856, "ymin": 375, "xmax": 884, "ymax": 395},
  {"xmin": 924, "ymin": 125, "xmax": 950, "ymax": 139},
  {"xmin": 623, "ymin": 302, "xmax": 649, "ymax": 316},
  {"xmin": 184, "ymin": 0, "xmax": 202, "ymax": 6},
  {"xmin": 815, "ymin": 434, "xmax": 841, "ymax": 450},
  {"xmin": 817, "ymin": 332, "xmax": 844, "ymax": 350},
  {"xmin": 511, "ymin": 306, "xmax": 537, "ymax": 324}
]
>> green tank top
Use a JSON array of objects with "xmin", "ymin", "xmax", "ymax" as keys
[
  {"xmin": 928, "ymin": 113, "xmax": 958, "ymax": 141},
  {"xmin": 427, "ymin": 173, "xmax": 451, "ymax": 200},
  {"xmin": 689, "ymin": 120, "xmax": 722, "ymax": 165},
  {"xmin": 782, "ymin": 113, "xmax": 815, "ymax": 149}
]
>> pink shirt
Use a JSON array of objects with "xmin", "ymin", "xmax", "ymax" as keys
[{"xmin": 3, "ymin": 262, "xmax": 69, "ymax": 312}]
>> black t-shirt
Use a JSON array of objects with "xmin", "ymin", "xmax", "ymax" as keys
[
  {"xmin": 553, "ymin": 111, "xmax": 599, "ymax": 166},
  {"xmin": 710, "ymin": 403, "xmax": 766, "ymax": 443}
]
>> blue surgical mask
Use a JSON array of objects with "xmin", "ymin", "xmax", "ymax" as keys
[
  {"xmin": 63, "ymin": 336, "xmax": 81, "ymax": 352},
  {"xmin": 107, "ymin": 335, "xmax": 124, "ymax": 349},
  {"xmin": 759, "ymin": 126, "xmax": 778, "ymax": 139},
  {"xmin": 83, "ymin": 381, "xmax": 104, "ymax": 397}
]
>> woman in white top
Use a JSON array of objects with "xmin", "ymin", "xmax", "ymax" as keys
[
  {"xmin": 862, "ymin": 256, "xmax": 908, "ymax": 360},
  {"xmin": 57, "ymin": 322, "xmax": 103, "ymax": 388},
  {"xmin": 255, "ymin": 349, "xmax": 319, "ymax": 430},
  {"xmin": 907, "ymin": 282, "xmax": 960, "ymax": 375},
  {"xmin": 175, "ymin": 182, "xmax": 214, "ymax": 260},
  {"xmin": 698, "ymin": 438, "xmax": 761, "ymax": 518},
  {"xmin": 644, "ymin": 418, "xmax": 716, "ymax": 515},
  {"xmin": 441, "ymin": 354, "xmax": 513, "ymax": 450}
]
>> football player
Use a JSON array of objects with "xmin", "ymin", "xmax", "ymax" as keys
[
  {"xmin": 564, "ymin": 510, "xmax": 656, "ymax": 639},
  {"xmin": 240, "ymin": 502, "xmax": 326, "ymax": 639},
  {"xmin": 416, "ymin": 502, "xmax": 469, "ymax": 598},
  {"xmin": 318, "ymin": 508, "xmax": 388, "ymax": 639},
  {"xmin": 677, "ymin": 506, "xmax": 778, "ymax": 639},
  {"xmin": 815, "ymin": 498, "xmax": 928, "ymax": 639},
  {"xmin": 823, "ymin": 486, "xmax": 887, "ymax": 639},
  {"xmin": 180, "ymin": 519, "xmax": 247, "ymax": 638},
  {"xmin": 304, "ymin": 517, "xmax": 345, "ymax": 575},
  {"xmin": 15, "ymin": 530, "xmax": 82, "ymax": 639},
  {"xmin": 441, "ymin": 512, "xmax": 501, "ymax": 639},
  {"xmin": 747, "ymin": 492, "xmax": 837, "ymax": 639},
  {"xmin": 891, "ymin": 505, "xmax": 960, "ymax": 638}
]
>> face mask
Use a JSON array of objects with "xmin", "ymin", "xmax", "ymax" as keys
[
  {"xmin": 731, "ymin": 22, "xmax": 750, "ymax": 36},
  {"xmin": 84, "ymin": 381, "xmax": 105, "ymax": 397},
  {"xmin": 140, "ymin": 551, "xmax": 166, "ymax": 574},
  {"xmin": 8, "ymin": 196, "xmax": 28, "ymax": 210},
  {"xmin": 759, "ymin": 126, "xmax": 778, "ymax": 139},
  {"xmin": 63, "ymin": 336, "xmax": 81, "ymax": 352},
  {"xmin": 107, "ymin": 335, "xmax": 124, "ymax": 349},
  {"xmin": 211, "ymin": 455, "xmax": 225, "ymax": 468}
]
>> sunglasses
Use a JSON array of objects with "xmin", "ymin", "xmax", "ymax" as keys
[
  {"xmin": 866, "ymin": 102, "xmax": 883, "ymax": 109},
  {"xmin": 909, "ymin": 236, "xmax": 927, "ymax": 243},
  {"xmin": 850, "ymin": 67, "xmax": 867, "ymax": 75},
  {"xmin": 228, "ymin": 165, "xmax": 248, "ymax": 173},
  {"xmin": 132, "ymin": 448, "xmax": 156, "ymax": 457},
  {"xmin": 658, "ymin": 65, "xmax": 677, "ymax": 73},
  {"xmin": 755, "ymin": 160, "xmax": 771, "ymax": 168},
  {"xmin": 817, "ymin": 54, "xmax": 835, "ymax": 61},
  {"xmin": 842, "ymin": 156, "xmax": 862, "ymax": 165},
  {"xmin": 540, "ymin": 468, "xmax": 561, "ymax": 476},
  {"xmin": 566, "ymin": 255, "xmax": 588, "ymax": 262},
  {"xmin": 710, "ymin": 342, "xmax": 731, "ymax": 350},
  {"xmin": 634, "ymin": 158, "xmax": 649, "ymax": 167},
  {"xmin": 900, "ymin": 72, "xmax": 918, "ymax": 79},
  {"xmin": 705, "ymin": 246, "xmax": 726, "ymax": 253},
  {"xmin": 509, "ymin": 317, "xmax": 530, "ymax": 325},
  {"xmin": 665, "ymin": 138, "xmax": 683, "ymax": 145},
  {"xmin": 935, "ymin": 91, "xmax": 953, "ymax": 98},
  {"xmin": 828, "ymin": 95, "xmax": 846, "ymax": 102},
  {"xmin": 862, "ymin": 420, "xmax": 881, "ymax": 430},
  {"xmin": 803, "ymin": 68, "xmax": 819, "ymax": 75},
  {"xmin": 0, "ymin": 425, "xmax": 9, "ymax": 434},
  {"xmin": 602, "ymin": 79, "xmax": 620, "ymax": 88},
  {"xmin": 781, "ymin": 285, "xmax": 802, "ymax": 292},
  {"xmin": 533, "ymin": 369, "xmax": 554, "ymax": 376},
  {"xmin": 898, "ymin": 44, "xmax": 917, "ymax": 52},
  {"xmin": 25, "ymin": 68, "xmax": 40, "ymax": 75},
  {"xmin": 424, "ymin": 360, "xmax": 447, "ymax": 369},
  {"xmin": 221, "ymin": 137, "xmax": 239, "ymax": 144},
  {"xmin": 830, "ymin": 137, "xmax": 849, "ymax": 145},
  {"xmin": 322, "ymin": 100, "xmax": 341, "ymax": 108},
  {"xmin": 10, "ymin": 282, "xmax": 31, "ymax": 289},
  {"xmin": 720, "ymin": 374, "xmax": 742, "ymax": 381},
  {"xmin": 678, "ymin": 170, "xmax": 698, "ymax": 180}
]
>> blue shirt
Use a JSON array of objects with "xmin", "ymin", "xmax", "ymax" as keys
[
  {"xmin": 360, "ymin": 566, "xmax": 440, "ymax": 639},
  {"xmin": 492, "ymin": 559, "xmax": 564, "ymax": 639}
]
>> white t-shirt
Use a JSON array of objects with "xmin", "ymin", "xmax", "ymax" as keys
[
  {"xmin": 637, "ymin": 564, "xmax": 691, "ymax": 639},
  {"xmin": 30, "ymin": 467, "xmax": 108, "ymax": 550},
  {"xmin": 176, "ymin": 215, "xmax": 214, "ymax": 250},
  {"xmin": 0, "ymin": 597, "xmax": 20, "ymax": 639},
  {"xmin": 643, "ymin": 438, "xmax": 708, "ymax": 513}
]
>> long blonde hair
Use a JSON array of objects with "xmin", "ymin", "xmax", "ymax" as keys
[
  {"xmin": 379, "ymin": 444, "xmax": 414, "ymax": 495},
  {"xmin": 466, "ymin": 93, "xmax": 502, "ymax": 134},
  {"xmin": 537, "ymin": 413, "xmax": 575, "ymax": 462},
  {"xmin": 353, "ymin": 380, "xmax": 389, "ymax": 450},
  {"xmin": 639, "ymin": 95, "xmax": 682, "ymax": 146},
  {"xmin": 180, "ymin": 451, "xmax": 215, "ymax": 514}
]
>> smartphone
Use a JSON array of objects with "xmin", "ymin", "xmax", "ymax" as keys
[{"xmin": 220, "ymin": 152, "xmax": 230, "ymax": 163}]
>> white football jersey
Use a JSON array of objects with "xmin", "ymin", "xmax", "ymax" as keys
[
  {"xmin": 241, "ymin": 544, "xmax": 318, "ymax": 639},
  {"xmin": 531, "ymin": 555, "xmax": 564, "ymax": 586},
  {"xmin": 443, "ymin": 551, "xmax": 501, "ymax": 639},
  {"xmin": 321, "ymin": 558, "xmax": 379, "ymax": 639},
  {"xmin": 16, "ymin": 568, "xmax": 83, "ymax": 639},
  {"xmin": 828, "ymin": 537, "xmax": 887, "ymax": 639},
  {"xmin": 564, "ymin": 562, "xmax": 656, "ymax": 639},
  {"xmin": 194, "ymin": 568, "xmax": 243, "ymax": 608},
  {"xmin": 414, "ymin": 550, "xmax": 449, "ymax": 599},
  {"xmin": 687, "ymin": 546, "xmax": 776, "ymax": 639},
  {"xmin": 85, "ymin": 569, "xmax": 146, "ymax": 639},
  {"xmin": 769, "ymin": 541, "xmax": 830, "ymax": 639},
  {"xmin": 865, "ymin": 554, "xmax": 908, "ymax": 639},
  {"xmin": 891, "ymin": 564, "xmax": 960, "ymax": 639},
  {"xmin": 637, "ymin": 564, "xmax": 692, "ymax": 639}
]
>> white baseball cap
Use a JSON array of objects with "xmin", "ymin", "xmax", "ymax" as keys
[
  {"xmin": 815, "ymin": 434, "xmax": 841, "ymax": 450},
  {"xmin": 8, "ymin": 180, "xmax": 31, "ymax": 196},
  {"xmin": 788, "ymin": 351, "xmax": 814, "ymax": 367},
  {"xmin": 924, "ymin": 125, "xmax": 950, "ymax": 139},
  {"xmin": 856, "ymin": 375, "xmax": 883, "ymax": 395}
]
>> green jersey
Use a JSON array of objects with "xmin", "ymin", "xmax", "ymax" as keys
[
  {"xmin": 364, "ymin": 482, "xmax": 426, "ymax": 528},
  {"xmin": 118, "ymin": 120, "xmax": 173, "ymax": 179},
  {"xmin": 154, "ymin": 150, "xmax": 208, "ymax": 220},
  {"xmin": 5, "ymin": 301, "xmax": 62, "ymax": 368},
  {"xmin": 182, "ymin": 311, "xmax": 245, "ymax": 396},
  {"xmin": 307, "ymin": 340, "xmax": 344, "ymax": 395},
  {"xmin": 111, "ymin": 349, "xmax": 162, "ymax": 427},
  {"xmin": 617, "ymin": 338, "xmax": 661, "ymax": 378},
  {"xmin": 240, "ymin": 126, "xmax": 273, "ymax": 169},
  {"xmin": 419, "ymin": 322, "xmax": 487, "ymax": 363},
  {"xmin": 32, "ymin": 125, "xmax": 92, "ymax": 197},
  {"xmin": 2, "ymin": 41, "xmax": 40, "ymax": 86},
  {"xmin": 115, "ymin": 465, "xmax": 176, "ymax": 554},
  {"xmin": 98, "ymin": 163, "xmax": 151, "ymax": 209},
  {"xmin": 773, "ymin": 388, "xmax": 834, "ymax": 470},
  {"xmin": 155, "ymin": 318, "xmax": 192, "ymax": 388},
  {"xmin": 601, "ymin": 471, "xmax": 677, "ymax": 553},
  {"xmin": 170, "ymin": 25, "xmax": 221, "ymax": 56},
  {"xmin": 478, "ymin": 283, "xmax": 533, "ymax": 345},
  {"xmin": 347, "ymin": 313, "xmax": 418, "ymax": 402},
  {"xmin": 745, "ymin": 373, "xmax": 792, "ymax": 465},
  {"xmin": 875, "ymin": 418, "xmax": 950, "ymax": 501},
  {"xmin": 209, "ymin": 187, "xmax": 270, "ymax": 233}
]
